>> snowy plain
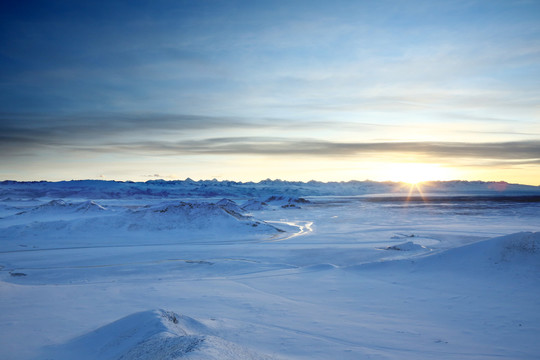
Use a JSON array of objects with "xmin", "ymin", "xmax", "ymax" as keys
[{"xmin": 0, "ymin": 179, "xmax": 539, "ymax": 359}]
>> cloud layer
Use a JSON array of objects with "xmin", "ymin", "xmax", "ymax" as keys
[
  {"xmin": 100, "ymin": 138, "xmax": 540, "ymax": 164},
  {"xmin": 3, "ymin": 112, "xmax": 538, "ymax": 166}
]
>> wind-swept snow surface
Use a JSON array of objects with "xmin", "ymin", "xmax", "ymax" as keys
[{"xmin": 1, "ymin": 181, "xmax": 540, "ymax": 359}]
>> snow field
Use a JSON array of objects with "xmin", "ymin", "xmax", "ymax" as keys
[{"xmin": 0, "ymin": 191, "xmax": 539, "ymax": 359}]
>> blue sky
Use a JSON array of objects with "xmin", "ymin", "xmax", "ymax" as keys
[{"xmin": 1, "ymin": 0, "xmax": 540, "ymax": 184}]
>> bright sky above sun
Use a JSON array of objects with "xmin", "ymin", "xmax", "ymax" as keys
[{"xmin": 1, "ymin": 0, "xmax": 540, "ymax": 184}]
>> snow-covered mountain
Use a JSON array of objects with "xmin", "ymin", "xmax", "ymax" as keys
[{"xmin": 2, "ymin": 179, "xmax": 539, "ymax": 200}]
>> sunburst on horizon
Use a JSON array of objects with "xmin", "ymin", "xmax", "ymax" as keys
[{"xmin": 380, "ymin": 163, "xmax": 457, "ymax": 185}]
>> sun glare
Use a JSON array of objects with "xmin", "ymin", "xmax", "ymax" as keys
[{"xmin": 381, "ymin": 163, "xmax": 455, "ymax": 184}]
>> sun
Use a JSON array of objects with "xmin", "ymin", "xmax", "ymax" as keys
[
  {"xmin": 381, "ymin": 163, "xmax": 455, "ymax": 184},
  {"xmin": 400, "ymin": 165, "xmax": 431, "ymax": 185}
]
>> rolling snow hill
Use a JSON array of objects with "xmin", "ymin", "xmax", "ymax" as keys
[{"xmin": 0, "ymin": 199, "xmax": 283, "ymax": 244}]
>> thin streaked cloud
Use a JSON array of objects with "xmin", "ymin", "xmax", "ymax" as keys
[{"xmin": 67, "ymin": 138, "xmax": 540, "ymax": 164}]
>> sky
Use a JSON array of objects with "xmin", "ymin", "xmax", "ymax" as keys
[{"xmin": 1, "ymin": 0, "xmax": 540, "ymax": 185}]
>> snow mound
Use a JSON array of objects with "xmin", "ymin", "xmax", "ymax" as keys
[
  {"xmin": 42, "ymin": 199, "xmax": 67, "ymax": 207},
  {"xmin": 143, "ymin": 201, "xmax": 246, "ymax": 218},
  {"xmin": 263, "ymin": 195, "xmax": 310, "ymax": 209},
  {"xmin": 15, "ymin": 199, "xmax": 67, "ymax": 215},
  {"xmin": 46, "ymin": 309, "xmax": 273, "ymax": 360},
  {"xmin": 215, "ymin": 198, "xmax": 246, "ymax": 215},
  {"xmin": 74, "ymin": 200, "xmax": 107, "ymax": 212},
  {"xmin": 126, "ymin": 201, "xmax": 281, "ymax": 233},
  {"xmin": 241, "ymin": 199, "xmax": 268, "ymax": 211},
  {"xmin": 1, "ymin": 200, "xmax": 109, "ymax": 227},
  {"xmin": 385, "ymin": 241, "xmax": 426, "ymax": 251},
  {"xmin": 17, "ymin": 199, "xmax": 107, "ymax": 216}
]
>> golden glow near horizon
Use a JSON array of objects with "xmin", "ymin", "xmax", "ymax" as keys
[{"xmin": 371, "ymin": 163, "xmax": 458, "ymax": 185}]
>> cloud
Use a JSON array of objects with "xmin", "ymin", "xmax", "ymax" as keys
[
  {"xmin": 0, "ymin": 112, "xmax": 259, "ymax": 151},
  {"xmin": 0, "ymin": 111, "xmax": 397, "ymax": 154},
  {"xmin": 2, "ymin": 110, "xmax": 539, "ymax": 168},
  {"xmin": 73, "ymin": 137, "xmax": 540, "ymax": 165}
]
